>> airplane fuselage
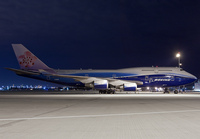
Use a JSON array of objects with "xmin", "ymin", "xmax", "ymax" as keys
[{"xmin": 18, "ymin": 67, "xmax": 197, "ymax": 88}]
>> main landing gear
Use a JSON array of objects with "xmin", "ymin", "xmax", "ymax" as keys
[
  {"xmin": 163, "ymin": 88, "xmax": 180, "ymax": 94},
  {"xmin": 164, "ymin": 88, "xmax": 170, "ymax": 94},
  {"xmin": 99, "ymin": 89, "xmax": 115, "ymax": 94}
]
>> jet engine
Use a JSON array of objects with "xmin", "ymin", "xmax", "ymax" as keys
[
  {"xmin": 85, "ymin": 80, "xmax": 108, "ymax": 90},
  {"xmin": 123, "ymin": 83, "xmax": 137, "ymax": 91},
  {"xmin": 94, "ymin": 80, "xmax": 108, "ymax": 89}
]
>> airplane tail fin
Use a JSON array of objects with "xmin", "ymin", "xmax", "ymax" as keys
[{"xmin": 12, "ymin": 44, "xmax": 51, "ymax": 70}]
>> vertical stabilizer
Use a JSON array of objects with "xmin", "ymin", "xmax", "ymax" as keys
[{"xmin": 12, "ymin": 44, "xmax": 51, "ymax": 70}]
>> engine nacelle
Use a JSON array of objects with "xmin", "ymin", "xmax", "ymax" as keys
[
  {"xmin": 94, "ymin": 80, "xmax": 108, "ymax": 89},
  {"xmin": 85, "ymin": 80, "xmax": 108, "ymax": 89},
  {"xmin": 123, "ymin": 83, "xmax": 137, "ymax": 91}
]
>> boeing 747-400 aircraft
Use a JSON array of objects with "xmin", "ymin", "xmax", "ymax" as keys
[{"xmin": 6, "ymin": 44, "xmax": 197, "ymax": 94}]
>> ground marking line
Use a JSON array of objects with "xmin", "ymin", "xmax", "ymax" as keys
[{"xmin": 0, "ymin": 109, "xmax": 200, "ymax": 121}]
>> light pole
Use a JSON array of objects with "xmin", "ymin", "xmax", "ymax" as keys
[{"xmin": 176, "ymin": 52, "xmax": 181, "ymax": 68}]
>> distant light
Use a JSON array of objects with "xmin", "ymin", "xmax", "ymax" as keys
[
  {"xmin": 179, "ymin": 63, "xmax": 182, "ymax": 66},
  {"xmin": 147, "ymin": 87, "xmax": 149, "ymax": 90},
  {"xmin": 176, "ymin": 52, "xmax": 180, "ymax": 58}
]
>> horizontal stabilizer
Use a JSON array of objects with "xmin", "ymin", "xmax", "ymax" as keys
[{"xmin": 5, "ymin": 68, "xmax": 40, "ymax": 75}]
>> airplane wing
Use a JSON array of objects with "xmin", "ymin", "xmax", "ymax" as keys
[
  {"xmin": 107, "ymin": 78, "xmax": 143, "ymax": 86},
  {"xmin": 51, "ymin": 74, "xmax": 143, "ymax": 87},
  {"xmin": 51, "ymin": 74, "xmax": 107, "ymax": 83},
  {"xmin": 6, "ymin": 67, "xmax": 143, "ymax": 90}
]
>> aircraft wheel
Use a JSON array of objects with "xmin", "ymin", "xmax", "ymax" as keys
[
  {"xmin": 174, "ymin": 90, "xmax": 178, "ymax": 94},
  {"xmin": 99, "ymin": 90, "xmax": 102, "ymax": 94},
  {"xmin": 164, "ymin": 88, "xmax": 169, "ymax": 94}
]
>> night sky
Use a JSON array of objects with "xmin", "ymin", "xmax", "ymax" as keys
[{"xmin": 1, "ymin": 0, "xmax": 200, "ymax": 86}]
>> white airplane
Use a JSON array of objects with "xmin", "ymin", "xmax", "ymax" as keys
[{"xmin": 6, "ymin": 44, "xmax": 197, "ymax": 94}]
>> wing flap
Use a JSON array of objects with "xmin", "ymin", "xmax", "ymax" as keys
[{"xmin": 51, "ymin": 74, "xmax": 103, "ymax": 83}]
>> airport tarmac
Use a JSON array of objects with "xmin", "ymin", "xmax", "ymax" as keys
[{"xmin": 1, "ymin": 91, "xmax": 200, "ymax": 139}]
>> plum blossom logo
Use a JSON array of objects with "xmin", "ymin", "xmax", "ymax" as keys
[{"xmin": 18, "ymin": 51, "xmax": 37, "ymax": 68}]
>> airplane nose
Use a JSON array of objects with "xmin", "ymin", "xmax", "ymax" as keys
[{"xmin": 191, "ymin": 75, "xmax": 197, "ymax": 81}]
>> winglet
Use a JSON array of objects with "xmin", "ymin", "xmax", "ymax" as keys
[{"xmin": 12, "ymin": 44, "xmax": 51, "ymax": 70}]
